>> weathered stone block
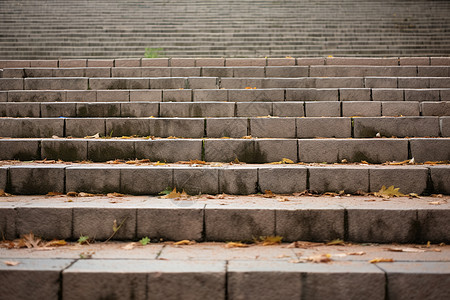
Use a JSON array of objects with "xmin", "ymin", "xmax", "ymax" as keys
[
  {"xmin": 66, "ymin": 166, "xmax": 120, "ymax": 194},
  {"xmin": 130, "ymin": 89, "xmax": 162, "ymax": 102},
  {"xmin": 369, "ymin": 166, "xmax": 428, "ymax": 194},
  {"xmin": 6, "ymin": 102, "xmax": 40, "ymax": 117},
  {"xmin": 41, "ymin": 102, "xmax": 77, "ymax": 117},
  {"xmin": 221, "ymin": 78, "xmax": 263, "ymax": 89},
  {"xmin": 2, "ymin": 68, "xmax": 24, "ymax": 78},
  {"xmin": 196, "ymin": 58, "xmax": 224, "ymax": 67},
  {"xmin": 0, "ymin": 205, "xmax": 15, "ymax": 239},
  {"xmin": 266, "ymin": 66, "xmax": 308, "ymax": 77},
  {"xmin": 66, "ymin": 90, "xmax": 96, "ymax": 102},
  {"xmin": 267, "ymin": 58, "xmax": 296, "ymax": 66},
  {"xmin": 219, "ymin": 167, "xmax": 258, "ymax": 194},
  {"xmin": 236, "ymin": 102, "xmax": 272, "ymax": 117},
  {"xmin": 296, "ymin": 57, "xmax": 325, "ymax": 65},
  {"xmin": 121, "ymin": 102, "xmax": 158, "ymax": 117},
  {"xmin": 418, "ymin": 66, "xmax": 449, "ymax": 77},
  {"xmin": 398, "ymin": 77, "xmax": 429, "ymax": 88},
  {"xmin": 382, "ymin": 101, "xmax": 420, "ymax": 116},
  {"xmin": 410, "ymin": 138, "xmax": 450, "ymax": 162},
  {"xmin": 404, "ymin": 89, "xmax": 439, "ymax": 101},
  {"xmin": 87, "ymin": 59, "xmax": 114, "ymax": 67},
  {"xmin": 135, "ymin": 139, "xmax": 202, "ymax": 162},
  {"xmin": 59, "ymin": 59, "xmax": 86, "ymax": 67},
  {"xmin": 141, "ymin": 58, "xmax": 169, "ymax": 67},
  {"xmin": 441, "ymin": 116, "xmax": 450, "ymax": 137},
  {"xmin": 24, "ymin": 68, "xmax": 53, "ymax": 78},
  {"xmin": 250, "ymin": 118, "xmax": 296, "ymax": 138},
  {"xmin": 354, "ymin": 117, "xmax": 440, "ymax": 138},
  {"xmin": 202, "ymin": 67, "xmax": 233, "ymax": 77},
  {"xmin": 89, "ymin": 78, "xmax": 148, "ymax": 90},
  {"xmin": 24, "ymin": 78, "xmax": 87, "ymax": 90},
  {"xmin": 114, "ymin": 58, "xmax": 140, "ymax": 67},
  {"xmin": 430, "ymin": 165, "xmax": 450, "ymax": 194},
  {"xmin": 0, "ymin": 118, "xmax": 64, "ymax": 138},
  {"xmin": 372, "ymin": 88, "xmax": 403, "ymax": 101},
  {"xmin": 421, "ymin": 102, "xmax": 450, "ymax": 116},
  {"xmin": 309, "ymin": 166, "xmax": 369, "ymax": 193},
  {"xmin": 310, "ymin": 77, "xmax": 363, "ymax": 88},
  {"xmin": 206, "ymin": 118, "xmax": 248, "ymax": 138},
  {"xmin": 188, "ymin": 77, "xmax": 217, "ymax": 89},
  {"xmin": 399, "ymin": 57, "xmax": 429, "ymax": 65},
  {"xmin": 342, "ymin": 101, "xmax": 381, "ymax": 117},
  {"xmin": 259, "ymin": 166, "xmax": 306, "ymax": 193},
  {"xmin": 76, "ymin": 102, "xmax": 120, "ymax": 117},
  {"xmin": 42, "ymin": 139, "xmax": 88, "ymax": 161},
  {"xmin": 8, "ymin": 90, "xmax": 66, "ymax": 102},
  {"xmin": 161, "ymin": 102, "xmax": 234, "ymax": 117},
  {"xmin": 85, "ymin": 67, "xmax": 111, "ymax": 77},
  {"xmin": 162, "ymin": 89, "xmax": 192, "ymax": 102},
  {"xmin": 365, "ymin": 77, "xmax": 397, "ymax": 88},
  {"xmin": 0, "ymin": 139, "xmax": 40, "ymax": 160},
  {"xmin": 297, "ymin": 117, "xmax": 351, "ymax": 138},
  {"xmin": 121, "ymin": 167, "xmax": 173, "ymax": 195},
  {"xmin": 171, "ymin": 67, "xmax": 201, "ymax": 77},
  {"xmin": 340, "ymin": 88, "xmax": 371, "ymax": 101},
  {"xmin": 53, "ymin": 68, "xmax": 85, "ymax": 77},
  {"xmin": 10, "ymin": 166, "xmax": 65, "ymax": 194},
  {"xmin": 151, "ymin": 118, "xmax": 204, "ymax": 138},
  {"xmin": 174, "ymin": 167, "xmax": 219, "ymax": 194},
  {"xmin": 286, "ymin": 88, "xmax": 338, "ymax": 101},
  {"xmin": 326, "ymin": 57, "xmax": 398, "ymax": 66},
  {"xmin": 88, "ymin": 139, "xmax": 135, "ymax": 162},
  {"xmin": 141, "ymin": 67, "xmax": 170, "ymax": 77},
  {"xmin": 111, "ymin": 67, "xmax": 141, "ymax": 77},
  {"xmin": 305, "ymin": 101, "xmax": 340, "ymax": 117},
  {"xmin": 171, "ymin": 58, "xmax": 195, "ymax": 67},
  {"xmin": 0, "ymin": 78, "xmax": 23, "ymax": 90},
  {"xmin": 66, "ymin": 118, "xmax": 105, "ymax": 137},
  {"xmin": 229, "ymin": 89, "xmax": 284, "ymax": 102},
  {"xmin": 232, "ymin": 67, "xmax": 265, "ymax": 77},
  {"xmin": 105, "ymin": 118, "xmax": 150, "ymax": 137},
  {"xmin": 273, "ymin": 102, "xmax": 304, "ymax": 117},
  {"xmin": 17, "ymin": 206, "xmax": 72, "ymax": 239},
  {"xmin": 193, "ymin": 89, "xmax": 228, "ymax": 101},
  {"xmin": 226, "ymin": 58, "xmax": 266, "ymax": 66},
  {"xmin": 418, "ymin": 209, "xmax": 450, "ymax": 243}
]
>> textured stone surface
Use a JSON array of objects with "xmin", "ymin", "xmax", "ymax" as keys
[
  {"xmin": 228, "ymin": 89, "xmax": 284, "ymax": 102},
  {"xmin": 418, "ymin": 209, "xmax": 450, "ymax": 243},
  {"xmin": 305, "ymin": 101, "xmax": 340, "ymax": 117},
  {"xmin": 372, "ymin": 88, "xmax": 403, "ymax": 101},
  {"xmin": 273, "ymin": 102, "xmax": 304, "ymax": 117},
  {"xmin": 193, "ymin": 89, "xmax": 228, "ymax": 101},
  {"xmin": 41, "ymin": 139, "xmax": 88, "ymax": 161},
  {"xmin": 430, "ymin": 165, "xmax": 450, "ymax": 194},
  {"xmin": 120, "ymin": 167, "xmax": 172, "ymax": 195},
  {"xmin": 219, "ymin": 167, "xmax": 258, "ymax": 195},
  {"xmin": 309, "ymin": 166, "xmax": 369, "ymax": 193},
  {"xmin": 382, "ymin": 101, "xmax": 420, "ymax": 116},
  {"xmin": 162, "ymin": 89, "xmax": 192, "ymax": 102},
  {"xmin": 236, "ymin": 102, "xmax": 272, "ymax": 117},
  {"xmin": 173, "ymin": 168, "xmax": 219, "ymax": 195},
  {"xmin": 369, "ymin": 166, "xmax": 429, "ymax": 194},
  {"xmin": 340, "ymin": 88, "xmax": 371, "ymax": 101},
  {"xmin": 0, "ymin": 118, "xmax": 63, "ymax": 138},
  {"xmin": 9, "ymin": 166, "xmax": 65, "ymax": 194},
  {"xmin": 41, "ymin": 102, "xmax": 77, "ymax": 117},
  {"xmin": 421, "ymin": 101, "xmax": 450, "ymax": 116},
  {"xmin": 76, "ymin": 102, "xmax": 121, "ymax": 117},
  {"xmin": 259, "ymin": 166, "xmax": 307, "ymax": 194},
  {"xmin": 354, "ymin": 117, "xmax": 440, "ymax": 138},
  {"xmin": 66, "ymin": 167, "xmax": 120, "ymax": 193},
  {"xmin": 16, "ymin": 206, "xmax": 72, "ymax": 239},
  {"xmin": 87, "ymin": 139, "xmax": 135, "ymax": 162},
  {"xmin": 250, "ymin": 118, "xmax": 296, "ymax": 138},
  {"xmin": 0, "ymin": 139, "xmax": 40, "ymax": 160},
  {"xmin": 410, "ymin": 138, "xmax": 450, "ymax": 162},
  {"xmin": 286, "ymin": 88, "xmax": 338, "ymax": 101},
  {"xmin": 206, "ymin": 118, "xmax": 248, "ymax": 138},
  {"xmin": 66, "ymin": 118, "xmax": 105, "ymax": 137},
  {"xmin": 121, "ymin": 102, "xmax": 159, "ymax": 117},
  {"xmin": 297, "ymin": 117, "xmax": 351, "ymax": 138},
  {"xmin": 342, "ymin": 101, "xmax": 381, "ymax": 117},
  {"xmin": 135, "ymin": 139, "xmax": 202, "ymax": 162}
]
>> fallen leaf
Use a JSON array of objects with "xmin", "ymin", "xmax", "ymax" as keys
[
  {"xmin": 21, "ymin": 233, "xmax": 42, "ymax": 248},
  {"xmin": 174, "ymin": 240, "xmax": 196, "ymax": 246},
  {"xmin": 44, "ymin": 240, "xmax": 67, "ymax": 247},
  {"xmin": 79, "ymin": 251, "xmax": 95, "ymax": 259},
  {"xmin": 389, "ymin": 159, "xmax": 410, "ymax": 165},
  {"xmin": 429, "ymin": 201, "xmax": 441, "ymax": 205},
  {"xmin": 3, "ymin": 261, "xmax": 20, "ymax": 266},
  {"xmin": 326, "ymin": 239, "xmax": 345, "ymax": 246},
  {"xmin": 262, "ymin": 190, "xmax": 275, "ymax": 198},
  {"xmin": 386, "ymin": 247, "xmax": 425, "ymax": 253},
  {"xmin": 408, "ymin": 193, "xmax": 420, "ymax": 199},
  {"xmin": 370, "ymin": 258, "xmax": 394, "ymax": 263},
  {"xmin": 348, "ymin": 251, "xmax": 366, "ymax": 256},
  {"xmin": 155, "ymin": 161, "xmax": 166, "ymax": 165},
  {"xmin": 78, "ymin": 192, "xmax": 95, "ymax": 197},
  {"xmin": 84, "ymin": 133, "xmax": 100, "ymax": 139},
  {"xmin": 161, "ymin": 188, "xmax": 182, "ymax": 199},
  {"xmin": 374, "ymin": 185, "xmax": 406, "ymax": 199},
  {"xmin": 107, "ymin": 192, "xmax": 124, "ymax": 197},
  {"xmin": 256, "ymin": 236, "xmax": 283, "ymax": 246},
  {"xmin": 306, "ymin": 254, "xmax": 332, "ymax": 263},
  {"xmin": 287, "ymin": 241, "xmax": 324, "ymax": 248},
  {"xmin": 278, "ymin": 197, "xmax": 290, "ymax": 202},
  {"xmin": 121, "ymin": 242, "xmax": 137, "ymax": 250},
  {"xmin": 46, "ymin": 192, "xmax": 63, "ymax": 196},
  {"xmin": 225, "ymin": 242, "xmax": 249, "ymax": 248},
  {"xmin": 0, "ymin": 189, "xmax": 11, "ymax": 197},
  {"xmin": 241, "ymin": 135, "xmax": 252, "ymax": 139},
  {"xmin": 67, "ymin": 191, "xmax": 78, "ymax": 197}
]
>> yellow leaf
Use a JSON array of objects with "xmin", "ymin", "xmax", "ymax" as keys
[
  {"xmin": 46, "ymin": 191, "xmax": 63, "ymax": 196},
  {"xmin": 161, "ymin": 188, "xmax": 181, "ymax": 199},
  {"xmin": 256, "ymin": 236, "xmax": 283, "ymax": 246},
  {"xmin": 0, "ymin": 189, "xmax": 11, "ymax": 197},
  {"xmin": 370, "ymin": 258, "xmax": 394, "ymax": 263},
  {"xmin": 174, "ymin": 240, "xmax": 196, "ymax": 246},
  {"xmin": 282, "ymin": 158, "xmax": 294, "ymax": 164},
  {"xmin": 285, "ymin": 56, "xmax": 293, "ymax": 59},
  {"xmin": 287, "ymin": 241, "xmax": 324, "ymax": 248},
  {"xmin": 263, "ymin": 190, "xmax": 275, "ymax": 198},
  {"xmin": 389, "ymin": 159, "xmax": 410, "ymax": 165},
  {"xmin": 155, "ymin": 161, "xmax": 166, "ymax": 165},
  {"xmin": 374, "ymin": 185, "xmax": 406, "ymax": 199},
  {"xmin": 326, "ymin": 239, "xmax": 345, "ymax": 246},
  {"xmin": 241, "ymin": 135, "xmax": 252, "ymax": 139},
  {"xmin": 225, "ymin": 242, "xmax": 249, "ymax": 248},
  {"xmin": 44, "ymin": 240, "xmax": 67, "ymax": 247}
]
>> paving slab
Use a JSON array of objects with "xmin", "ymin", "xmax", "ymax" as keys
[{"xmin": 9, "ymin": 165, "xmax": 65, "ymax": 194}]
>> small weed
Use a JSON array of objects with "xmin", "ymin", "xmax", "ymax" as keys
[
  {"xmin": 139, "ymin": 237, "xmax": 150, "ymax": 246},
  {"xmin": 144, "ymin": 47, "xmax": 164, "ymax": 58},
  {"xmin": 158, "ymin": 187, "xmax": 173, "ymax": 195},
  {"xmin": 104, "ymin": 218, "xmax": 127, "ymax": 243},
  {"xmin": 78, "ymin": 235, "xmax": 90, "ymax": 245}
]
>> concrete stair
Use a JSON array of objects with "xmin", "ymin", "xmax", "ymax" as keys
[{"xmin": 1, "ymin": 57, "xmax": 449, "ymax": 299}]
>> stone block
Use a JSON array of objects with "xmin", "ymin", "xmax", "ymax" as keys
[
  {"xmin": 382, "ymin": 101, "xmax": 420, "ymax": 116},
  {"xmin": 42, "ymin": 139, "xmax": 87, "ymax": 161},
  {"xmin": 53, "ymin": 68, "xmax": 85, "ymax": 77},
  {"xmin": 9, "ymin": 166, "xmax": 65, "ymax": 194},
  {"xmin": 171, "ymin": 58, "xmax": 195, "ymax": 67},
  {"xmin": 63, "ymin": 260, "xmax": 147, "ymax": 300},
  {"xmin": 0, "ymin": 60, "xmax": 30, "ymax": 68},
  {"xmin": 204, "ymin": 139, "xmax": 253, "ymax": 162},
  {"xmin": 286, "ymin": 88, "xmax": 338, "ymax": 101},
  {"xmin": 6, "ymin": 102, "xmax": 40, "ymax": 117},
  {"xmin": 24, "ymin": 68, "xmax": 53, "ymax": 77},
  {"xmin": 196, "ymin": 58, "xmax": 224, "ymax": 67},
  {"xmin": 188, "ymin": 77, "xmax": 217, "ymax": 89},
  {"xmin": 342, "ymin": 101, "xmax": 381, "ymax": 117},
  {"xmin": 114, "ymin": 58, "xmax": 141, "ymax": 67},
  {"xmin": 372, "ymin": 88, "xmax": 404, "ymax": 101},
  {"xmin": 305, "ymin": 101, "xmax": 340, "ymax": 117},
  {"xmin": 205, "ymin": 206, "xmax": 274, "ymax": 241},
  {"xmin": 162, "ymin": 102, "xmax": 234, "ymax": 117},
  {"xmin": 219, "ymin": 167, "xmax": 258, "ymax": 194},
  {"xmin": 410, "ymin": 138, "xmax": 450, "ymax": 162},
  {"xmin": 41, "ymin": 102, "xmax": 77, "ymax": 117},
  {"xmin": 174, "ymin": 167, "xmax": 219, "ymax": 194},
  {"xmin": 348, "ymin": 208, "xmax": 418, "ymax": 243},
  {"xmin": 250, "ymin": 118, "xmax": 296, "ymax": 138},
  {"xmin": 150, "ymin": 77, "xmax": 186, "ymax": 89},
  {"xmin": 0, "ymin": 139, "xmax": 40, "ymax": 160},
  {"xmin": 88, "ymin": 139, "xmax": 135, "ymax": 162},
  {"xmin": 310, "ymin": 77, "xmax": 364, "ymax": 88},
  {"xmin": 228, "ymin": 89, "xmax": 284, "ymax": 102},
  {"xmin": 121, "ymin": 102, "xmax": 159, "ymax": 117},
  {"xmin": 370, "ymin": 166, "xmax": 428, "ymax": 194},
  {"xmin": 141, "ymin": 58, "xmax": 169, "ymax": 67},
  {"xmin": 17, "ymin": 206, "xmax": 72, "ymax": 239},
  {"xmin": 0, "ymin": 118, "xmax": 64, "ymax": 138},
  {"xmin": 120, "ymin": 167, "xmax": 173, "ymax": 195},
  {"xmin": 418, "ymin": 209, "xmax": 450, "ymax": 243},
  {"xmin": 130, "ymin": 89, "xmax": 162, "ymax": 102},
  {"xmin": 430, "ymin": 165, "xmax": 450, "ymax": 194},
  {"xmin": 267, "ymin": 58, "xmax": 296, "ymax": 66},
  {"xmin": 226, "ymin": 58, "xmax": 266, "ymax": 66},
  {"xmin": 85, "ymin": 67, "xmax": 111, "ymax": 77},
  {"xmin": 24, "ymin": 78, "xmax": 87, "ymax": 90},
  {"xmin": 404, "ymin": 89, "xmax": 439, "ymax": 101},
  {"xmin": 273, "ymin": 102, "xmax": 304, "ymax": 117},
  {"xmin": 8, "ymin": 90, "xmax": 66, "ymax": 102},
  {"xmin": 327, "ymin": 57, "xmax": 398, "ymax": 66},
  {"xmin": 354, "ymin": 117, "xmax": 440, "ymax": 138},
  {"xmin": 399, "ymin": 57, "xmax": 429, "ymax": 65},
  {"xmin": 380, "ymin": 262, "xmax": 450, "ymax": 300},
  {"xmin": 2, "ymin": 68, "xmax": 24, "ymax": 78},
  {"xmin": 256, "ymin": 139, "xmax": 298, "ymax": 163},
  {"xmin": 1, "ymin": 259, "xmax": 73, "ymax": 300},
  {"xmin": 365, "ymin": 77, "xmax": 397, "ymax": 88},
  {"xmin": 221, "ymin": 78, "xmax": 263, "ymax": 89},
  {"xmin": 236, "ymin": 102, "xmax": 272, "ymax": 117},
  {"xmin": 276, "ymin": 207, "xmax": 344, "ymax": 242},
  {"xmin": 0, "ymin": 103, "xmax": 4, "ymax": 116},
  {"xmin": 0, "ymin": 205, "xmax": 15, "ymax": 239},
  {"xmin": 89, "ymin": 78, "xmax": 148, "ymax": 90},
  {"xmin": 135, "ymin": 139, "xmax": 202, "ymax": 162},
  {"xmin": 111, "ymin": 67, "xmax": 141, "ymax": 77},
  {"xmin": 263, "ymin": 78, "xmax": 305, "ymax": 89},
  {"xmin": 66, "ymin": 166, "xmax": 120, "ymax": 194},
  {"xmin": 297, "ymin": 117, "xmax": 351, "ymax": 138},
  {"xmin": 418, "ymin": 66, "xmax": 449, "ymax": 77},
  {"xmin": 193, "ymin": 89, "xmax": 228, "ymax": 101},
  {"xmin": 171, "ymin": 67, "xmax": 201, "ymax": 77},
  {"xmin": 441, "ymin": 116, "xmax": 450, "ymax": 137},
  {"xmin": 141, "ymin": 67, "xmax": 170, "ymax": 77},
  {"xmin": 162, "ymin": 89, "xmax": 192, "ymax": 102},
  {"xmin": 309, "ymin": 166, "xmax": 369, "ymax": 193},
  {"xmin": 73, "ymin": 207, "xmax": 136, "ymax": 240},
  {"xmin": 202, "ymin": 67, "xmax": 233, "ymax": 77},
  {"xmin": 66, "ymin": 118, "xmax": 105, "ymax": 137},
  {"xmin": 206, "ymin": 118, "xmax": 248, "ymax": 138},
  {"xmin": 228, "ymin": 261, "xmax": 302, "ymax": 300},
  {"xmin": 233, "ymin": 67, "xmax": 265, "ymax": 77},
  {"xmin": 137, "ymin": 205, "xmax": 203, "ymax": 241},
  {"xmin": 340, "ymin": 88, "xmax": 371, "ymax": 101},
  {"xmin": 0, "ymin": 167, "xmax": 7, "ymax": 191},
  {"xmin": 59, "ymin": 59, "xmax": 87, "ymax": 67},
  {"xmin": 0, "ymin": 78, "xmax": 23, "ymax": 90},
  {"xmin": 431, "ymin": 57, "xmax": 450, "ymax": 65},
  {"xmin": 0, "ymin": 91, "xmax": 6, "ymax": 102},
  {"xmin": 105, "ymin": 118, "xmax": 150, "ymax": 137},
  {"xmin": 87, "ymin": 59, "xmax": 114, "ymax": 67},
  {"xmin": 398, "ymin": 77, "xmax": 429, "ymax": 88},
  {"xmin": 76, "ymin": 102, "xmax": 121, "ymax": 117},
  {"xmin": 259, "ymin": 166, "xmax": 306, "ymax": 193},
  {"xmin": 296, "ymin": 57, "xmax": 325, "ymax": 65},
  {"xmin": 421, "ymin": 102, "xmax": 450, "ymax": 116},
  {"xmin": 66, "ymin": 90, "xmax": 96, "ymax": 102},
  {"xmin": 151, "ymin": 118, "xmax": 204, "ymax": 138}
]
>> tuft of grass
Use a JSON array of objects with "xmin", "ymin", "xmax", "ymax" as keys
[
  {"xmin": 144, "ymin": 47, "xmax": 164, "ymax": 58},
  {"xmin": 139, "ymin": 237, "xmax": 151, "ymax": 246}
]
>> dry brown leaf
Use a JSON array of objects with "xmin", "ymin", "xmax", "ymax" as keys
[
  {"xmin": 107, "ymin": 192, "xmax": 124, "ymax": 197},
  {"xmin": 370, "ymin": 258, "xmax": 394, "ymax": 263},
  {"xmin": 21, "ymin": 233, "xmax": 42, "ymax": 248},
  {"xmin": 326, "ymin": 239, "xmax": 345, "ymax": 246},
  {"xmin": 44, "ymin": 240, "xmax": 67, "ymax": 247},
  {"xmin": 374, "ymin": 185, "xmax": 406, "ymax": 199},
  {"xmin": 174, "ymin": 240, "xmax": 196, "ymax": 246},
  {"xmin": 161, "ymin": 188, "xmax": 181, "ymax": 199},
  {"xmin": 306, "ymin": 254, "xmax": 332, "ymax": 263},
  {"xmin": 257, "ymin": 236, "xmax": 283, "ymax": 246},
  {"xmin": 46, "ymin": 191, "xmax": 63, "ymax": 196},
  {"xmin": 348, "ymin": 251, "xmax": 366, "ymax": 256},
  {"xmin": 155, "ymin": 161, "xmax": 166, "ymax": 165},
  {"xmin": 3, "ymin": 260, "xmax": 20, "ymax": 266},
  {"xmin": 386, "ymin": 247, "xmax": 425, "ymax": 253},
  {"xmin": 263, "ymin": 190, "xmax": 275, "ymax": 198},
  {"xmin": 278, "ymin": 197, "xmax": 290, "ymax": 202},
  {"xmin": 0, "ymin": 189, "xmax": 11, "ymax": 197},
  {"xmin": 225, "ymin": 242, "xmax": 249, "ymax": 248},
  {"xmin": 67, "ymin": 191, "xmax": 78, "ymax": 197},
  {"xmin": 429, "ymin": 201, "xmax": 441, "ymax": 205},
  {"xmin": 287, "ymin": 241, "xmax": 325, "ymax": 248},
  {"xmin": 389, "ymin": 159, "xmax": 410, "ymax": 165},
  {"xmin": 241, "ymin": 135, "xmax": 252, "ymax": 139},
  {"xmin": 292, "ymin": 190, "xmax": 310, "ymax": 197},
  {"xmin": 121, "ymin": 242, "xmax": 137, "ymax": 250},
  {"xmin": 78, "ymin": 192, "xmax": 95, "ymax": 197}
]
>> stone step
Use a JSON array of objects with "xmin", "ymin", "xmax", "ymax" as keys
[
  {"xmin": 0, "ymin": 116, "xmax": 448, "ymax": 138},
  {"xmin": 0, "ymin": 163, "xmax": 449, "ymax": 196},
  {"xmin": 3, "ymin": 66, "xmax": 450, "ymax": 78},
  {"xmin": 1, "ymin": 57, "xmax": 450, "ymax": 69},
  {"xmin": 2, "ymin": 88, "xmax": 449, "ymax": 103},
  {"xmin": 1, "ymin": 76, "xmax": 450, "ymax": 90},
  {"xmin": 1, "ymin": 137, "xmax": 449, "ymax": 163},
  {"xmin": 1, "ymin": 101, "xmax": 449, "ymax": 118},
  {"xmin": 1, "ymin": 245, "xmax": 449, "ymax": 300}
]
